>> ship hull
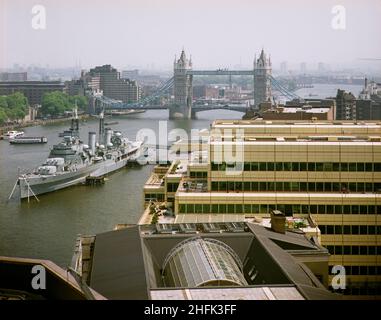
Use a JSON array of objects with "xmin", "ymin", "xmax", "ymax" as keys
[{"xmin": 19, "ymin": 145, "xmax": 144, "ymax": 199}]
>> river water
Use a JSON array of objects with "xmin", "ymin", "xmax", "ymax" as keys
[{"xmin": 0, "ymin": 84, "xmax": 363, "ymax": 267}]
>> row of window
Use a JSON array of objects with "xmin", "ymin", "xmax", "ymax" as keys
[
  {"xmin": 167, "ymin": 183, "xmax": 179, "ymax": 193},
  {"xmin": 211, "ymin": 162, "xmax": 381, "ymax": 172},
  {"xmin": 326, "ymin": 245, "xmax": 381, "ymax": 256},
  {"xmin": 329, "ymin": 284, "xmax": 381, "ymax": 296},
  {"xmin": 189, "ymin": 171, "xmax": 208, "ymax": 179},
  {"xmin": 144, "ymin": 193, "xmax": 165, "ymax": 202},
  {"xmin": 320, "ymin": 225, "xmax": 381, "ymax": 235},
  {"xmin": 178, "ymin": 203, "xmax": 381, "ymax": 215},
  {"xmin": 210, "ymin": 181, "xmax": 381, "ymax": 193},
  {"xmin": 328, "ymin": 265, "xmax": 381, "ymax": 276}
]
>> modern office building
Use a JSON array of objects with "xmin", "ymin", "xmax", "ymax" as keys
[
  {"xmin": 87, "ymin": 65, "xmax": 141, "ymax": 103},
  {"xmin": 71, "ymin": 221, "xmax": 336, "ymax": 300},
  {"xmin": 0, "ymin": 81, "xmax": 65, "ymax": 106},
  {"xmin": 143, "ymin": 120, "xmax": 381, "ymax": 298}
]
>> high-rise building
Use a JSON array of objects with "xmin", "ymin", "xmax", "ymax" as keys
[
  {"xmin": 254, "ymin": 49, "xmax": 272, "ymax": 107},
  {"xmin": 88, "ymin": 65, "xmax": 141, "ymax": 103},
  {"xmin": 143, "ymin": 120, "xmax": 381, "ymax": 299}
]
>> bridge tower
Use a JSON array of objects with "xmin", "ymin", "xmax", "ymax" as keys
[
  {"xmin": 171, "ymin": 49, "xmax": 193, "ymax": 119},
  {"xmin": 254, "ymin": 49, "xmax": 272, "ymax": 108}
]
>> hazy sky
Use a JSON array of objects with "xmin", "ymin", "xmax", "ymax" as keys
[{"xmin": 1, "ymin": 0, "xmax": 380, "ymax": 70}]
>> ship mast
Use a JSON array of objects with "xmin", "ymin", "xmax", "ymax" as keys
[{"xmin": 99, "ymin": 109, "xmax": 105, "ymax": 145}]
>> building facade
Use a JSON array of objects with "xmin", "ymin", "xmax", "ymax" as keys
[
  {"xmin": 0, "ymin": 81, "xmax": 65, "ymax": 106},
  {"xmin": 254, "ymin": 49, "xmax": 272, "ymax": 107},
  {"xmin": 88, "ymin": 65, "xmax": 141, "ymax": 103},
  {"xmin": 144, "ymin": 120, "xmax": 381, "ymax": 298}
]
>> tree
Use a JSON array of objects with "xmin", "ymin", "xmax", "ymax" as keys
[
  {"xmin": 0, "ymin": 96, "xmax": 8, "ymax": 109},
  {"xmin": 69, "ymin": 95, "xmax": 88, "ymax": 110},
  {"xmin": 0, "ymin": 108, "xmax": 7, "ymax": 125},
  {"xmin": 41, "ymin": 91, "xmax": 70, "ymax": 116}
]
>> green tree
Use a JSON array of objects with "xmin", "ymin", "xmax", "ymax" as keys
[
  {"xmin": 0, "ymin": 96, "xmax": 8, "ymax": 109},
  {"xmin": 69, "ymin": 95, "xmax": 88, "ymax": 110},
  {"xmin": 41, "ymin": 91, "xmax": 71, "ymax": 116},
  {"xmin": 0, "ymin": 107, "xmax": 7, "ymax": 125}
]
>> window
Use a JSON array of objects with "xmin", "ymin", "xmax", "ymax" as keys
[
  {"xmin": 203, "ymin": 204, "xmax": 210, "ymax": 213},
  {"xmin": 252, "ymin": 204, "xmax": 259, "ymax": 213},
  {"xmin": 276, "ymin": 162, "xmax": 283, "ymax": 171},
  {"xmin": 333, "ymin": 163, "xmax": 340, "ymax": 171},
  {"xmin": 360, "ymin": 205, "xmax": 367, "ymax": 214},
  {"xmin": 359, "ymin": 246, "xmax": 367, "ymax": 255},
  {"xmin": 284, "ymin": 162, "xmax": 292, "ymax": 171},
  {"xmin": 244, "ymin": 182, "xmax": 251, "ymax": 191},
  {"xmin": 259, "ymin": 162, "xmax": 267, "ymax": 171},
  {"xmin": 211, "ymin": 182, "xmax": 218, "ymax": 191},
  {"xmin": 291, "ymin": 182, "xmax": 299, "ymax": 192},
  {"xmin": 187, "ymin": 204, "xmax": 194, "ymax": 213},
  {"xmin": 352, "ymin": 225, "xmax": 359, "ymax": 235},
  {"xmin": 244, "ymin": 162, "xmax": 251, "ymax": 171},
  {"xmin": 324, "ymin": 182, "xmax": 332, "ymax": 192},
  {"xmin": 335, "ymin": 225, "xmax": 342, "ymax": 234},
  {"xmin": 374, "ymin": 163, "xmax": 381, "ymax": 171},
  {"xmin": 334, "ymin": 246, "xmax": 342, "ymax": 255},
  {"xmin": 195, "ymin": 204, "xmax": 202, "ymax": 213},
  {"xmin": 300, "ymin": 182, "xmax": 307, "ymax": 191},
  {"xmin": 252, "ymin": 182, "xmax": 259, "ymax": 191},
  {"xmin": 219, "ymin": 181, "xmax": 227, "ymax": 192},
  {"xmin": 357, "ymin": 163, "xmax": 364, "ymax": 171},
  {"xmin": 326, "ymin": 205, "xmax": 334, "ymax": 214},
  {"xmin": 343, "ymin": 246, "xmax": 351, "ymax": 255},
  {"xmin": 276, "ymin": 182, "xmax": 283, "ymax": 191},
  {"xmin": 333, "ymin": 183, "xmax": 340, "ymax": 191},
  {"xmin": 179, "ymin": 204, "xmax": 186, "ymax": 213},
  {"xmin": 219, "ymin": 204, "xmax": 226, "ymax": 213},
  {"xmin": 283, "ymin": 182, "xmax": 291, "ymax": 191},
  {"xmin": 343, "ymin": 225, "xmax": 351, "ymax": 234},
  {"xmin": 323, "ymin": 163, "xmax": 333, "ymax": 171},
  {"xmin": 341, "ymin": 163, "xmax": 348, "ymax": 171},
  {"xmin": 235, "ymin": 204, "xmax": 243, "ymax": 214},
  {"xmin": 310, "ymin": 205, "xmax": 318, "ymax": 214},
  {"xmin": 308, "ymin": 162, "xmax": 315, "ymax": 171},
  {"xmin": 300, "ymin": 162, "xmax": 307, "ymax": 171},
  {"xmin": 251, "ymin": 162, "xmax": 259, "ymax": 171},
  {"xmin": 212, "ymin": 204, "xmax": 219, "ymax": 213},
  {"xmin": 316, "ymin": 163, "xmax": 324, "ymax": 171},
  {"xmin": 368, "ymin": 206, "xmax": 375, "ymax": 214},
  {"xmin": 260, "ymin": 182, "xmax": 267, "ymax": 191},
  {"xmin": 308, "ymin": 182, "xmax": 315, "ymax": 192},
  {"xmin": 352, "ymin": 246, "xmax": 359, "ymax": 255},
  {"xmin": 351, "ymin": 205, "xmax": 359, "ymax": 214},
  {"xmin": 244, "ymin": 204, "xmax": 252, "ymax": 214},
  {"xmin": 267, "ymin": 162, "xmax": 274, "ymax": 171},
  {"xmin": 318, "ymin": 205, "xmax": 326, "ymax": 214},
  {"xmin": 365, "ymin": 163, "xmax": 373, "ymax": 172},
  {"xmin": 334, "ymin": 205, "xmax": 342, "ymax": 214},
  {"xmin": 227, "ymin": 204, "xmax": 235, "ymax": 213},
  {"xmin": 327, "ymin": 225, "xmax": 334, "ymax": 234},
  {"xmin": 316, "ymin": 183, "xmax": 324, "ymax": 192},
  {"xmin": 292, "ymin": 205, "xmax": 301, "ymax": 214},
  {"xmin": 292, "ymin": 163, "xmax": 299, "ymax": 171},
  {"xmin": 349, "ymin": 163, "xmax": 357, "ymax": 172},
  {"xmin": 343, "ymin": 205, "xmax": 351, "ymax": 214}
]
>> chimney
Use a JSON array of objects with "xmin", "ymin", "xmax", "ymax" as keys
[{"xmin": 270, "ymin": 210, "xmax": 286, "ymax": 234}]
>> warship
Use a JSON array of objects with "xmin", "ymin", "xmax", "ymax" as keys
[{"xmin": 17, "ymin": 109, "xmax": 146, "ymax": 199}]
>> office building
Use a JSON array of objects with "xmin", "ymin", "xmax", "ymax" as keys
[
  {"xmin": 143, "ymin": 120, "xmax": 381, "ymax": 298},
  {"xmin": 0, "ymin": 81, "xmax": 65, "ymax": 106},
  {"xmin": 88, "ymin": 65, "xmax": 141, "ymax": 103}
]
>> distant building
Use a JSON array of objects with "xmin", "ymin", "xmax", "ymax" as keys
[
  {"xmin": 336, "ymin": 89, "xmax": 356, "ymax": 120},
  {"xmin": 254, "ymin": 49, "xmax": 272, "ymax": 107},
  {"xmin": 88, "ymin": 65, "xmax": 141, "ymax": 103},
  {"xmin": 280, "ymin": 61, "xmax": 288, "ymax": 74},
  {"xmin": 262, "ymin": 105, "xmax": 334, "ymax": 121},
  {"xmin": 0, "ymin": 72, "xmax": 27, "ymax": 81},
  {"xmin": 336, "ymin": 81, "xmax": 381, "ymax": 120},
  {"xmin": 193, "ymin": 85, "xmax": 220, "ymax": 99},
  {"xmin": 121, "ymin": 69, "xmax": 139, "ymax": 80},
  {"xmin": 0, "ymin": 81, "xmax": 65, "ymax": 106},
  {"xmin": 65, "ymin": 79, "xmax": 85, "ymax": 96},
  {"xmin": 300, "ymin": 62, "xmax": 307, "ymax": 73}
]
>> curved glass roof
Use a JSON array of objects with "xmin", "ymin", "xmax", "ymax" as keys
[{"xmin": 162, "ymin": 237, "xmax": 247, "ymax": 288}]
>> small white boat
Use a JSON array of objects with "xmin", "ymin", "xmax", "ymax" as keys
[
  {"xmin": 9, "ymin": 136, "xmax": 48, "ymax": 144},
  {"xmin": 2, "ymin": 130, "xmax": 24, "ymax": 140}
]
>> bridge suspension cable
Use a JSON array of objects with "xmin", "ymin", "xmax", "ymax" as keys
[{"xmin": 269, "ymin": 75, "xmax": 301, "ymax": 100}]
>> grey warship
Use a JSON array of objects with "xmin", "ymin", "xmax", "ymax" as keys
[{"xmin": 18, "ymin": 110, "xmax": 146, "ymax": 199}]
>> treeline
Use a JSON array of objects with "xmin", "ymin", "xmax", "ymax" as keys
[
  {"xmin": 41, "ymin": 92, "xmax": 88, "ymax": 117},
  {"xmin": 0, "ymin": 92, "xmax": 28, "ymax": 125}
]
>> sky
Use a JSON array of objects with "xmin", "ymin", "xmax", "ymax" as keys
[{"xmin": 1, "ymin": 0, "xmax": 381, "ymax": 71}]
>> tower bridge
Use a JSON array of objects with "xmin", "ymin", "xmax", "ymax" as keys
[{"xmin": 92, "ymin": 49, "xmax": 300, "ymax": 119}]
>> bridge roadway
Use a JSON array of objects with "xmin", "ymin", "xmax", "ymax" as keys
[
  {"xmin": 131, "ymin": 104, "xmax": 249, "ymax": 113},
  {"xmin": 187, "ymin": 70, "xmax": 254, "ymax": 76}
]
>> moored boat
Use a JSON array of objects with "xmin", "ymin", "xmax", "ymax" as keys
[{"xmin": 9, "ymin": 137, "xmax": 48, "ymax": 144}]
